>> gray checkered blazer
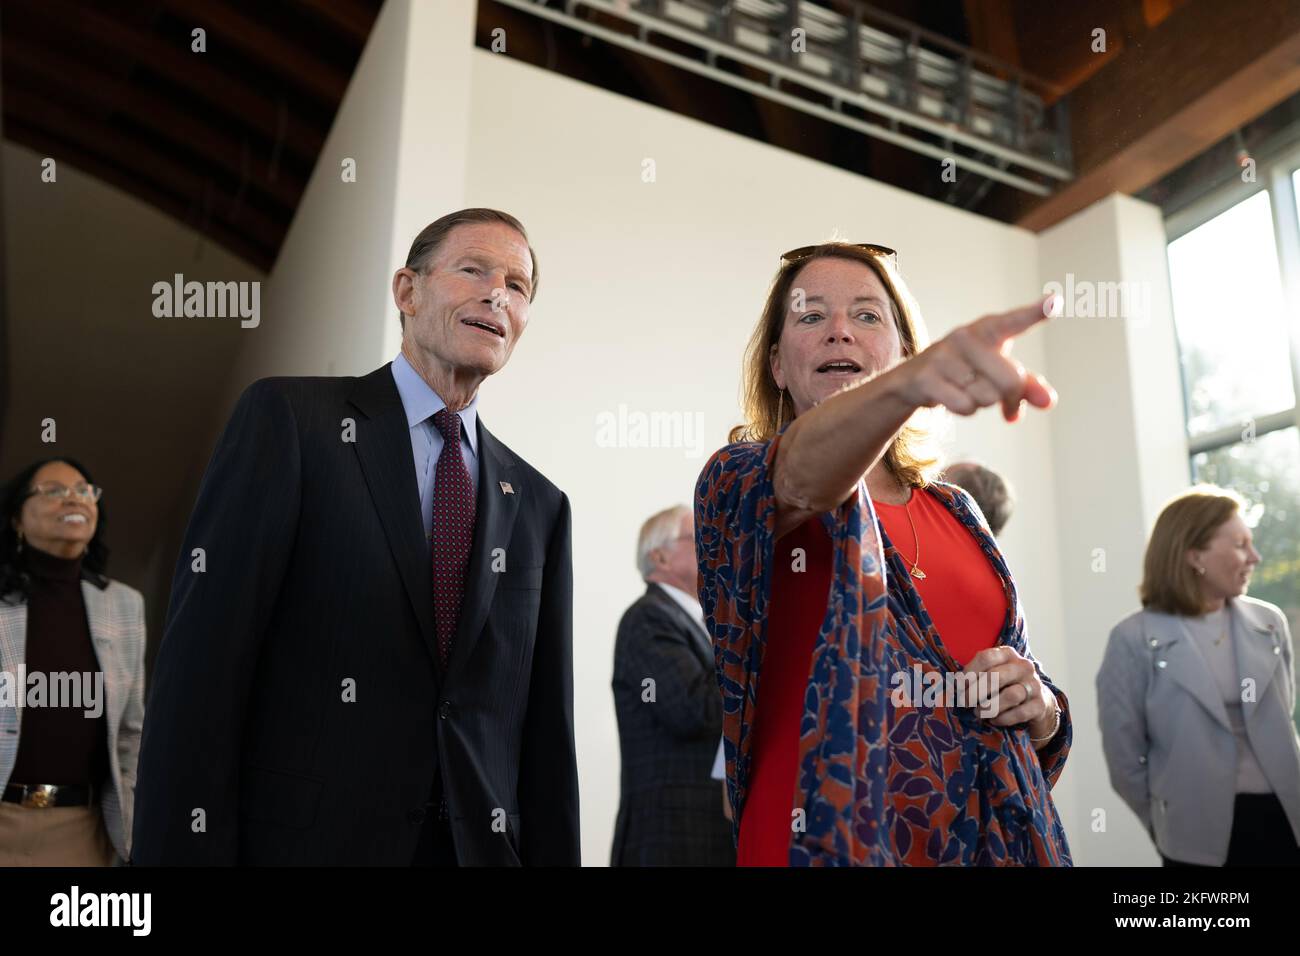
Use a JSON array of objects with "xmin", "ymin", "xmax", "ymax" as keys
[
  {"xmin": 0, "ymin": 578, "xmax": 146, "ymax": 863},
  {"xmin": 610, "ymin": 583, "xmax": 734, "ymax": 866}
]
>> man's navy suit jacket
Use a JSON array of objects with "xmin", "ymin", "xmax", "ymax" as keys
[{"xmin": 131, "ymin": 364, "xmax": 579, "ymax": 865}]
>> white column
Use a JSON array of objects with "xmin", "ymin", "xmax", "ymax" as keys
[
  {"xmin": 230, "ymin": 0, "xmax": 476, "ymax": 390},
  {"xmin": 381, "ymin": 0, "xmax": 478, "ymax": 363},
  {"xmin": 1039, "ymin": 193, "xmax": 1188, "ymax": 865}
]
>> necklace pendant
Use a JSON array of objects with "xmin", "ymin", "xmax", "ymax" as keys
[{"xmin": 910, "ymin": 566, "xmax": 926, "ymax": 580}]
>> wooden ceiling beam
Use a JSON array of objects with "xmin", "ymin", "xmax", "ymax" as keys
[
  {"xmin": 7, "ymin": 118, "xmax": 273, "ymax": 270},
  {"xmin": 19, "ymin": 0, "xmax": 326, "ymax": 164},
  {"xmin": 1016, "ymin": 0, "xmax": 1300, "ymax": 232},
  {"xmin": 290, "ymin": 0, "xmax": 378, "ymax": 43},
  {"xmin": 2, "ymin": 41, "xmax": 305, "ymax": 213},
  {"xmin": 3, "ymin": 86, "xmax": 283, "ymax": 258},
  {"xmin": 161, "ymin": 0, "xmax": 348, "ymax": 104},
  {"xmin": 962, "ymin": 0, "xmax": 1022, "ymax": 72}
]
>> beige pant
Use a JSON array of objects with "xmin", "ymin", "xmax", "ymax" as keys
[{"xmin": 0, "ymin": 801, "xmax": 119, "ymax": 866}]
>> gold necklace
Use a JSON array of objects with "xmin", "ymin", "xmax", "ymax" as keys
[{"xmin": 903, "ymin": 495, "xmax": 925, "ymax": 580}]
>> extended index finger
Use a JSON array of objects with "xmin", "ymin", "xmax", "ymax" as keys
[{"xmin": 978, "ymin": 293, "xmax": 1059, "ymax": 345}]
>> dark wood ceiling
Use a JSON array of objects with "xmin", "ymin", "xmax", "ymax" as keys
[
  {"xmin": 1, "ymin": 0, "xmax": 382, "ymax": 271},
  {"xmin": 4, "ymin": 0, "xmax": 1296, "ymax": 273}
]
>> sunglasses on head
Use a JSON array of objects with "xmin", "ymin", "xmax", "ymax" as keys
[{"xmin": 780, "ymin": 242, "xmax": 898, "ymax": 268}]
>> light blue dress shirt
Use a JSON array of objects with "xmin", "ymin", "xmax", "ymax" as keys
[{"xmin": 390, "ymin": 351, "xmax": 479, "ymax": 540}]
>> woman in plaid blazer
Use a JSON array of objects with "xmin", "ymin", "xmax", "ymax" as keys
[{"xmin": 0, "ymin": 457, "xmax": 145, "ymax": 865}]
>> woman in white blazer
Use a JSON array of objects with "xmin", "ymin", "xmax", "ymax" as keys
[
  {"xmin": 1098, "ymin": 485, "xmax": 1300, "ymax": 866},
  {"xmin": 0, "ymin": 457, "xmax": 145, "ymax": 865}
]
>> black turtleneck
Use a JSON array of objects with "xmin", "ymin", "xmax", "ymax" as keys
[{"xmin": 8, "ymin": 545, "xmax": 109, "ymax": 789}]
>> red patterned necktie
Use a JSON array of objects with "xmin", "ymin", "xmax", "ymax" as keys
[{"xmin": 431, "ymin": 406, "xmax": 476, "ymax": 670}]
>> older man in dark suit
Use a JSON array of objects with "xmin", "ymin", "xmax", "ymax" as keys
[
  {"xmin": 131, "ymin": 208, "xmax": 578, "ymax": 866},
  {"xmin": 611, "ymin": 505, "xmax": 734, "ymax": 866}
]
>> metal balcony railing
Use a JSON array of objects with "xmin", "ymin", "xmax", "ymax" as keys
[{"xmin": 493, "ymin": 0, "xmax": 1073, "ymax": 198}]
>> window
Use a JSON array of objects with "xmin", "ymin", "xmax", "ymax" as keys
[
  {"xmin": 1167, "ymin": 192, "xmax": 1293, "ymax": 437},
  {"xmin": 1295, "ymin": 167, "xmax": 1300, "ymax": 226},
  {"xmin": 1167, "ymin": 149, "xmax": 1300, "ymax": 706}
]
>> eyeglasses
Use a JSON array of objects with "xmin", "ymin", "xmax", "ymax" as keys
[
  {"xmin": 25, "ymin": 482, "xmax": 103, "ymax": 503},
  {"xmin": 780, "ymin": 242, "xmax": 898, "ymax": 268}
]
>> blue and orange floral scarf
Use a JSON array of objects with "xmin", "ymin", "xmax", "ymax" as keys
[{"xmin": 695, "ymin": 431, "xmax": 1073, "ymax": 866}]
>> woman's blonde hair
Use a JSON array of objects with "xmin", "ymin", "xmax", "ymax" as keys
[
  {"xmin": 728, "ymin": 242, "xmax": 941, "ymax": 488},
  {"xmin": 1141, "ymin": 484, "xmax": 1247, "ymax": 616}
]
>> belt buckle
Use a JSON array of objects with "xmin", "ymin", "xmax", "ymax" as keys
[{"xmin": 23, "ymin": 785, "xmax": 55, "ymax": 809}]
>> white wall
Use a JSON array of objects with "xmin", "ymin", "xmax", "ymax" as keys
[
  {"xmin": 462, "ymin": 49, "xmax": 1069, "ymax": 866},
  {"xmin": 1039, "ymin": 194, "xmax": 1188, "ymax": 865}
]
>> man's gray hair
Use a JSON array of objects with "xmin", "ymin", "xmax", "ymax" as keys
[
  {"xmin": 943, "ymin": 461, "xmax": 1014, "ymax": 536},
  {"xmin": 637, "ymin": 505, "xmax": 692, "ymax": 580}
]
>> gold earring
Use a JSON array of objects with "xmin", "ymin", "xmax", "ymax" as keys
[{"xmin": 777, "ymin": 389, "xmax": 786, "ymax": 428}]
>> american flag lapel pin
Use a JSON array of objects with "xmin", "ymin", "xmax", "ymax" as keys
[{"xmin": 499, "ymin": 481, "xmax": 514, "ymax": 495}]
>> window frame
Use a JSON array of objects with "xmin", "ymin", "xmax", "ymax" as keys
[{"xmin": 1164, "ymin": 140, "xmax": 1300, "ymax": 464}]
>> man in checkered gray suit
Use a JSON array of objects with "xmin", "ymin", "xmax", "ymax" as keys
[{"xmin": 610, "ymin": 505, "xmax": 734, "ymax": 866}]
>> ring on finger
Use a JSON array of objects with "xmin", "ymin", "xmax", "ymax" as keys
[{"xmin": 1021, "ymin": 682, "xmax": 1034, "ymax": 705}]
